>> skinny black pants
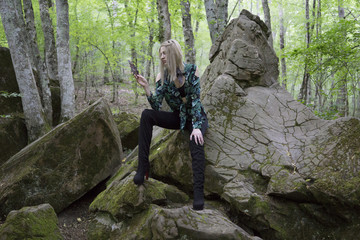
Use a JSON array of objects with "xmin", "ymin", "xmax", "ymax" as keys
[{"xmin": 138, "ymin": 109, "xmax": 207, "ymax": 191}]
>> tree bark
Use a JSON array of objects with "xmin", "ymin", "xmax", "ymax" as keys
[
  {"xmin": 204, "ymin": 0, "xmax": 228, "ymax": 44},
  {"xmin": 0, "ymin": 0, "xmax": 47, "ymax": 142},
  {"xmin": 336, "ymin": 0, "xmax": 348, "ymax": 116},
  {"xmin": 157, "ymin": 0, "xmax": 171, "ymax": 42},
  {"xmin": 261, "ymin": 0, "xmax": 273, "ymax": 48},
  {"xmin": 181, "ymin": 0, "xmax": 196, "ymax": 64},
  {"xmin": 298, "ymin": 0, "xmax": 311, "ymax": 105},
  {"xmin": 56, "ymin": 0, "xmax": 75, "ymax": 121},
  {"xmin": 279, "ymin": 0, "xmax": 287, "ymax": 89},
  {"xmin": 39, "ymin": 0, "xmax": 58, "ymax": 81},
  {"xmin": 23, "ymin": 0, "xmax": 53, "ymax": 125},
  {"xmin": 145, "ymin": 19, "xmax": 155, "ymax": 80}
]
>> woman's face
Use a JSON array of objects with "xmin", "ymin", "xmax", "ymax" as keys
[{"xmin": 160, "ymin": 46, "xmax": 167, "ymax": 66}]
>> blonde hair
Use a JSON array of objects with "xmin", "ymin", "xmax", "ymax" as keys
[{"xmin": 159, "ymin": 39, "xmax": 184, "ymax": 83}]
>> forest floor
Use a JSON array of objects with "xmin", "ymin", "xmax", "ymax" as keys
[{"xmin": 58, "ymin": 82, "xmax": 149, "ymax": 239}]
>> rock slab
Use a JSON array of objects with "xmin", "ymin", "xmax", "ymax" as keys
[{"xmin": 0, "ymin": 98, "xmax": 123, "ymax": 219}]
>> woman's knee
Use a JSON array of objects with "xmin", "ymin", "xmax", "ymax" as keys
[{"xmin": 141, "ymin": 109, "xmax": 154, "ymax": 120}]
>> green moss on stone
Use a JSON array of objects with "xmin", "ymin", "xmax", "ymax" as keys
[{"xmin": 0, "ymin": 204, "xmax": 63, "ymax": 240}]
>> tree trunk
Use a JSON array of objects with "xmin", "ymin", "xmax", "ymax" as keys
[
  {"xmin": 23, "ymin": 0, "xmax": 53, "ymax": 125},
  {"xmin": 181, "ymin": 0, "xmax": 196, "ymax": 64},
  {"xmin": 0, "ymin": 0, "xmax": 47, "ymax": 142},
  {"xmin": 39, "ymin": 0, "xmax": 58, "ymax": 81},
  {"xmin": 298, "ymin": 0, "xmax": 311, "ymax": 105},
  {"xmin": 279, "ymin": 0, "xmax": 287, "ymax": 89},
  {"xmin": 56, "ymin": 0, "xmax": 75, "ymax": 121},
  {"xmin": 145, "ymin": 19, "xmax": 155, "ymax": 80},
  {"xmin": 336, "ymin": 0, "xmax": 348, "ymax": 116},
  {"xmin": 204, "ymin": 0, "xmax": 228, "ymax": 44},
  {"xmin": 261, "ymin": 0, "xmax": 273, "ymax": 48},
  {"xmin": 157, "ymin": 0, "xmax": 171, "ymax": 42},
  {"xmin": 103, "ymin": 62, "xmax": 110, "ymax": 84}
]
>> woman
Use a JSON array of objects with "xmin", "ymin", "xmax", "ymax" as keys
[{"xmin": 133, "ymin": 39, "xmax": 208, "ymax": 211}]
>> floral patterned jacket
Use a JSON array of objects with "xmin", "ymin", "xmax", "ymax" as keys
[{"xmin": 147, "ymin": 63, "xmax": 207, "ymax": 130}]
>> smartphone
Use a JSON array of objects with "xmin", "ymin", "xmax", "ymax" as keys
[{"xmin": 128, "ymin": 60, "xmax": 139, "ymax": 75}]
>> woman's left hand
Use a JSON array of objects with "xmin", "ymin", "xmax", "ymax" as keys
[{"xmin": 190, "ymin": 129, "xmax": 204, "ymax": 145}]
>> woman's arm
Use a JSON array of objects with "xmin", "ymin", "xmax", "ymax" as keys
[
  {"xmin": 144, "ymin": 73, "xmax": 164, "ymax": 111},
  {"xmin": 189, "ymin": 66, "xmax": 205, "ymax": 145}
]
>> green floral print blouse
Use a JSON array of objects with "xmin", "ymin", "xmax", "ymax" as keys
[{"xmin": 147, "ymin": 63, "xmax": 207, "ymax": 130}]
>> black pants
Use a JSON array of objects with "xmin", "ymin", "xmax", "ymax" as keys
[{"xmin": 138, "ymin": 109, "xmax": 207, "ymax": 195}]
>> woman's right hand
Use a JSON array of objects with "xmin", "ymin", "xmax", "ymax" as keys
[
  {"xmin": 134, "ymin": 74, "xmax": 151, "ymax": 96},
  {"xmin": 134, "ymin": 74, "xmax": 148, "ymax": 88}
]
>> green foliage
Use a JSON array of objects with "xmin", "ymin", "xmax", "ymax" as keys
[
  {"xmin": 0, "ymin": 17, "xmax": 7, "ymax": 47},
  {"xmin": 0, "ymin": 91, "xmax": 21, "ymax": 98}
]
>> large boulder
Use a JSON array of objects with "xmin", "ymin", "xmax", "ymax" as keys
[
  {"xmin": 0, "ymin": 203, "xmax": 63, "ymax": 240},
  {"xmin": 0, "ymin": 98, "xmax": 123, "ymax": 219},
  {"xmin": 199, "ymin": 9, "xmax": 360, "ymax": 239}
]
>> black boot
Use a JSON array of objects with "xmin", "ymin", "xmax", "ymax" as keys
[
  {"xmin": 190, "ymin": 139, "xmax": 205, "ymax": 210},
  {"xmin": 133, "ymin": 159, "xmax": 149, "ymax": 185},
  {"xmin": 193, "ymin": 185, "xmax": 204, "ymax": 210}
]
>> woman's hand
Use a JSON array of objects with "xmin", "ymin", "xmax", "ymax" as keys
[
  {"xmin": 134, "ymin": 74, "xmax": 148, "ymax": 87},
  {"xmin": 134, "ymin": 74, "xmax": 150, "ymax": 96},
  {"xmin": 190, "ymin": 129, "xmax": 204, "ymax": 145}
]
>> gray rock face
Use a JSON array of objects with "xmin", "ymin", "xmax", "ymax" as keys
[
  {"xmin": 0, "ymin": 203, "xmax": 63, "ymax": 239},
  {"xmin": 204, "ymin": 10, "xmax": 278, "ymax": 89},
  {"xmin": 0, "ymin": 98, "xmax": 123, "ymax": 219}
]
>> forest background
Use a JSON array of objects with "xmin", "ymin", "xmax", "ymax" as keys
[{"xmin": 1, "ymin": 0, "xmax": 360, "ymax": 137}]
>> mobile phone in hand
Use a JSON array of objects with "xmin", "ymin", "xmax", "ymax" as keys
[{"xmin": 128, "ymin": 60, "xmax": 139, "ymax": 75}]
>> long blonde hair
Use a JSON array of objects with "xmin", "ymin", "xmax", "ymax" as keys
[{"xmin": 159, "ymin": 39, "xmax": 184, "ymax": 83}]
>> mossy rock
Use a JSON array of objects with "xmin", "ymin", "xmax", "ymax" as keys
[
  {"xmin": 0, "ymin": 98, "xmax": 123, "ymax": 219},
  {"xmin": 0, "ymin": 203, "xmax": 63, "ymax": 240},
  {"xmin": 90, "ymin": 172, "xmax": 189, "ymax": 221},
  {"xmin": 113, "ymin": 111, "xmax": 140, "ymax": 150}
]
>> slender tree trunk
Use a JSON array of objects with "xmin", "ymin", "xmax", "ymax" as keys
[
  {"xmin": 23, "ymin": 0, "xmax": 53, "ymax": 125},
  {"xmin": 261, "ymin": 0, "xmax": 273, "ymax": 48},
  {"xmin": 357, "ymin": 81, "xmax": 360, "ymax": 117},
  {"xmin": 56, "ymin": 0, "xmax": 75, "ymax": 121},
  {"xmin": 103, "ymin": 62, "xmax": 110, "ymax": 84},
  {"xmin": 279, "ymin": 0, "xmax": 287, "ymax": 89},
  {"xmin": 181, "ymin": 0, "xmax": 196, "ymax": 64},
  {"xmin": 0, "ymin": 0, "xmax": 47, "ymax": 142},
  {"xmin": 145, "ymin": 19, "xmax": 155, "ymax": 80},
  {"xmin": 336, "ymin": 0, "xmax": 348, "ymax": 116},
  {"xmin": 298, "ymin": 0, "xmax": 311, "ymax": 105},
  {"xmin": 39, "ymin": 0, "xmax": 58, "ymax": 81},
  {"xmin": 157, "ymin": 0, "xmax": 171, "ymax": 42},
  {"xmin": 204, "ymin": 0, "xmax": 228, "ymax": 44}
]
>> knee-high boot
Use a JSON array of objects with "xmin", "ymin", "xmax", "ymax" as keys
[
  {"xmin": 190, "ymin": 140, "xmax": 205, "ymax": 210},
  {"xmin": 133, "ymin": 109, "xmax": 154, "ymax": 185}
]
